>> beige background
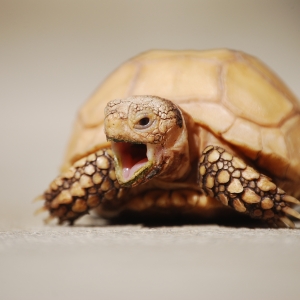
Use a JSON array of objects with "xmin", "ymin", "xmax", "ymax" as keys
[{"xmin": 1, "ymin": 1, "xmax": 300, "ymax": 299}]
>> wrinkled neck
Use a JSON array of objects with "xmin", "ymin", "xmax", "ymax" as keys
[{"xmin": 158, "ymin": 117, "xmax": 190, "ymax": 181}]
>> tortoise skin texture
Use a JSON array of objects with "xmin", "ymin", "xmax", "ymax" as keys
[{"xmin": 40, "ymin": 49, "xmax": 300, "ymax": 227}]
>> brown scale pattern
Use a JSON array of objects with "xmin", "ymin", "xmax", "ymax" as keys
[
  {"xmin": 198, "ymin": 146, "xmax": 293, "ymax": 226},
  {"xmin": 43, "ymin": 148, "xmax": 127, "ymax": 224}
]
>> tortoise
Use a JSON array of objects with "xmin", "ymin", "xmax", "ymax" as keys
[{"xmin": 39, "ymin": 49, "xmax": 300, "ymax": 228}]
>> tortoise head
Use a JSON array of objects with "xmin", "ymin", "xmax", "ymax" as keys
[{"xmin": 104, "ymin": 96, "xmax": 190, "ymax": 187}]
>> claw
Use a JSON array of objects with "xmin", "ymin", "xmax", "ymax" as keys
[
  {"xmin": 279, "ymin": 216, "xmax": 295, "ymax": 228},
  {"xmin": 34, "ymin": 206, "xmax": 47, "ymax": 216},
  {"xmin": 33, "ymin": 195, "xmax": 44, "ymax": 203},
  {"xmin": 274, "ymin": 219, "xmax": 286, "ymax": 228},
  {"xmin": 282, "ymin": 206, "xmax": 300, "ymax": 220},
  {"xmin": 282, "ymin": 195, "xmax": 300, "ymax": 205},
  {"xmin": 44, "ymin": 215, "xmax": 55, "ymax": 224}
]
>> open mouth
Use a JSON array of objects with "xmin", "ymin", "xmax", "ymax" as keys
[{"xmin": 111, "ymin": 141, "xmax": 152, "ymax": 184}]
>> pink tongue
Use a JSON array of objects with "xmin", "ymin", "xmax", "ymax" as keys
[
  {"xmin": 111, "ymin": 141, "xmax": 148, "ymax": 181},
  {"xmin": 122, "ymin": 158, "xmax": 148, "ymax": 180}
]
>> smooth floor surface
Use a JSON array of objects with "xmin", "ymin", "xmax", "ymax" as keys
[{"xmin": 1, "ymin": 223, "xmax": 300, "ymax": 300}]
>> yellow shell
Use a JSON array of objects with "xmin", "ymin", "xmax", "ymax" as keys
[{"xmin": 62, "ymin": 49, "xmax": 300, "ymax": 195}]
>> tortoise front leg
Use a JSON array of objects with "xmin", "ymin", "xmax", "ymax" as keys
[
  {"xmin": 41, "ymin": 148, "xmax": 128, "ymax": 225},
  {"xmin": 198, "ymin": 146, "xmax": 300, "ymax": 228}
]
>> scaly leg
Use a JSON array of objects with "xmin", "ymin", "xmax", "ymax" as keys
[
  {"xmin": 38, "ymin": 148, "xmax": 128, "ymax": 224},
  {"xmin": 198, "ymin": 146, "xmax": 300, "ymax": 228}
]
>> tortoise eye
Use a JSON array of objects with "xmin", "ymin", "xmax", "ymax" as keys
[
  {"xmin": 134, "ymin": 117, "xmax": 153, "ymax": 129},
  {"xmin": 139, "ymin": 117, "xmax": 150, "ymax": 126}
]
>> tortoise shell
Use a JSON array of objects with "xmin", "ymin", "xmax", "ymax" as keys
[{"xmin": 62, "ymin": 49, "xmax": 300, "ymax": 197}]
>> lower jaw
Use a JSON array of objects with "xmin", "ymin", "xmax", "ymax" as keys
[
  {"xmin": 116, "ymin": 161, "xmax": 154, "ymax": 187},
  {"xmin": 111, "ymin": 141, "xmax": 163, "ymax": 187}
]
